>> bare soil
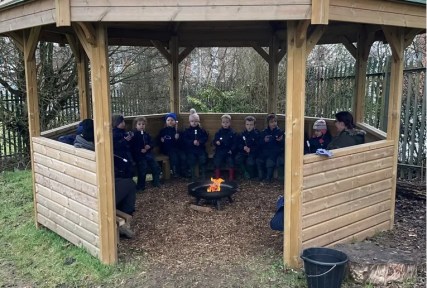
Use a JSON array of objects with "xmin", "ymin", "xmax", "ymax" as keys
[{"xmin": 118, "ymin": 178, "xmax": 426, "ymax": 287}]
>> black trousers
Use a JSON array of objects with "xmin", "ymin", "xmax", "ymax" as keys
[{"xmin": 115, "ymin": 177, "xmax": 136, "ymax": 215}]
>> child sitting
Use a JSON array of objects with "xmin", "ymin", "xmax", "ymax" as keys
[
  {"xmin": 212, "ymin": 114, "xmax": 237, "ymax": 181},
  {"xmin": 256, "ymin": 113, "xmax": 284, "ymax": 182},
  {"xmin": 182, "ymin": 109, "xmax": 208, "ymax": 181},
  {"xmin": 158, "ymin": 112, "xmax": 187, "ymax": 177},
  {"xmin": 112, "ymin": 115, "xmax": 134, "ymax": 179},
  {"xmin": 130, "ymin": 116, "xmax": 161, "ymax": 191},
  {"xmin": 305, "ymin": 119, "xmax": 332, "ymax": 154},
  {"xmin": 235, "ymin": 115, "xmax": 260, "ymax": 179}
]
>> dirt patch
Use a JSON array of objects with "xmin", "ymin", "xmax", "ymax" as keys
[{"xmin": 118, "ymin": 178, "xmax": 426, "ymax": 287}]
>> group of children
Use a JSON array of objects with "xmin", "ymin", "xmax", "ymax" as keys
[{"xmin": 110, "ymin": 109, "xmax": 335, "ymax": 191}]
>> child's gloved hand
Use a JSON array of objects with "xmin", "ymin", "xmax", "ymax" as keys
[{"xmin": 316, "ymin": 149, "xmax": 333, "ymax": 157}]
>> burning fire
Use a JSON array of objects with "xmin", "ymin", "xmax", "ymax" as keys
[{"xmin": 207, "ymin": 177, "xmax": 224, "ymax": 192}]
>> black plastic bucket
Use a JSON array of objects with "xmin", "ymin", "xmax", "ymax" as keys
[{"xmin": 300, "ymin": 247, "xmax": 348, "ymax": 288}]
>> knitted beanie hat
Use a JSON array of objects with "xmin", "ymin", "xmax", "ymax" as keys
[
  {"xmin": 189, "ymin": 108, "xmax": 200, "ymax": 121},
  {"xmin": 313, "ymin": 119, "xmax": 327, "ymax": 131},
  {"xmin": 165, "ymin": 112, "xmax": 177, "ymax": 122},
  {"xmin": 112, "ymin": 115, "xmax": 124, "ymax": 128}
]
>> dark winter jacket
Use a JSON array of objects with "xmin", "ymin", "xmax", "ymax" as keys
[
  {"xmin": 305, "ymin": 132, "xmax": 332, "ymax": 154},
  {"xmin": 258, "ymin": 127, "xmax": 285, "ymax": 157},
  {"xmin": 327, "ymin": 128, "xmax": 366, "ymax": 150},
  {"xmin": 212, "ymin": 127, "xmax": 237, "ymax": 154},
  {"xmin": 130, "ymin": 130, "xmax": 155, "ymax": 162},
  {"xmin": 112, "ymin": 127, "xmax": 134, "ymax": 178},
  {"xmin": 158, "ymin": 126, "xmax": 182, "ymax": 154},
  {"xmin": 236, "ymin": 129, "xmax": 260, "ymax": 156},
  {"xmin": 73, "ymin": 135, "xmax": 95, "ymax": 151},
  {"xmin": 182, "ymin": 125, "xmax": 208, "ymax": 154}
]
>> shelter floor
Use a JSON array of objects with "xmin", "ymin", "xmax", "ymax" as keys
[{"xmin": 117, "ymin": 178, "xmax": 426, "ymax": 288}]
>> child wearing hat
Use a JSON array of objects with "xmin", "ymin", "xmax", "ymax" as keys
[
  {"xmin": 212, "ymin": 114, "xmax": 237, "ymax": 181},
  {"xmin": 235, "ymin": 115, "xmax": 260, "ymax": 179},
  {"xmin": 130, "ymin": 116, "xmax": 161, "ymax": 190},
  {"xmin": 256, "ymin": 113, "xmax": 284, "ymax": 182},
  {"xmin": 182, "ymin": 109, "xmax": 208, "ymax": 181},
  {"xmin": 158, "ymin": 112, "xmax": 187, "ymax": 177},
  {"xmin": 305, "ymin": 119, "xmax": 331, "ymax": 154},
  {"xmin": 112, "ymin": 114, "xmax": 134, "ymax": 179}
]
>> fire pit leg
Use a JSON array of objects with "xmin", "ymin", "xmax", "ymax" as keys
[
  {"xmin": 195, "ymin": 197, "xmax": 201, "ymax": 205},
  {"xmin": 216, "ymin": 200, "xmax": 221, "ymax": 210},
  {"xmin": 227, "ymin": 196, "xmax": 233, "ymax": 203}
]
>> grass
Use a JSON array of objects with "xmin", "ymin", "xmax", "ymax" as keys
[{"xmin": 0, "ymin": 170, "xmax": 144, "ymax": 287}]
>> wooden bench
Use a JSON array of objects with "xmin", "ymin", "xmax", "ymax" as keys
[
  {"xmin": 154, "ymin": 154, "xmax": 171, "ymax": 180},
  {"xmin": 115, "ymin": 209, "xmax": 132, "ymax": 243}
]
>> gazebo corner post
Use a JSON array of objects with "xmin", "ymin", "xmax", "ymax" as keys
[
  {"xmin": 75, "ymin": 22, "xmax": 118, "ymax": 264},
  {"xmin": 65, "ymin": 34, "xmax": 90, "ymax": 120},
  {"xmin": 268, "ymin": 35, "xmax": 279, "ymax": 113},
  {"xmin": 170, "ymin": 36, "xmax": 179, "ymax": 113},
  {"xmin": 284, "ymin": 20, "xmax": 309, "ymax": 268},
  {"xmin": 382, "ymin": 26, "xmax": 405, "ymax": 230},
  {"xmin": 353, "ymin": 27, "xmax": 375, "ymax": 123},
  {"xmin": 21, "ymin": 27, "xmax": 41, "ymax": 228}
]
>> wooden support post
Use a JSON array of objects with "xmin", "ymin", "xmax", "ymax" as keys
[
  {"xmin": 284, "ymin": 20, "xmax": 308, "ymax": 268},
  {"xmin": 382, "ymin": 26, "xmax": 404, "ymax": 229},
  {"xmin": 55, "ymin": 0, "xmax": 71, "ymax": 27},
  {"xmin": 311, "ymin": 0, "xmax": 330, "ymax": 25},
  {"xmin": 66, "ymin": 34, "xmax": 90, "ymax": 119},
  {"xmin": 268, "ymin": 36, "xmax": 279, "ymax": 113},
  {"xmin": 353, "ymin": 28, "xmax": 374, "ymax": 123},
  {"xmin": 170, "ymin": 36, "xmax": 179, "ymax": 113},
  {"xmin": 76, "ymin": 23, "xmax": 117, "ymax": 264},
  {"xmin": 23, "ymin": 27, "xmax": 41, "ymax": 227}
]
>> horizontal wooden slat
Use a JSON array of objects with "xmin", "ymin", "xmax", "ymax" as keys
[
  {"xmin": 303, "ymin": 140, "xmax": 394, "ymax": 164},
  {"xmin": 303, "ymin": 168, "xmax": 392, "ymax": 202},
  {"xmin": 302, "ymin": 200, "xmax": 391, "ymax": 240},
  {"xmin": 326, "ymin": 221, "xmax": 390, "ymax": 247},
  {"xmin": 303, "ymin": 189, "xmax": 391, "ymax": 228},
  {"xmin": 71, "ymin": 5, "xmax": 311, "ymax": 22},
  {"xmin": 37, "ymin": 213, "xmax": 100, "ymax": 258},
  {"xmin": 303, "ymin": 178, "xmax": 392, "ymax": 215},
  {"xmin": 72, "ymin": 0, "xmax": 312, "ymax": 6},
  {"xmin": 330, "ymin": 0, "xmax": 426, "ymax": 17},
  {"xmin": 303, "ymin": 146, "xmax": 394, "ymax": 176},
  {"xmin": 36, "ymin": 182, "xmax": 98, "ymax": 223},
  {"xmin": 37, "ymin": 203, "xmax": 99, "ymax": 247},
  {"xmin": 33, "ymin": 143, "xmax": 96, "ymax": 173},
  {"xmin": 34, "ymin": 172, "xmax": 98, "ymax": 210},
  {"xmin": 36, "ymin": 192, "xmax": 98, "ymax": 234},
  {"xmin": 0, "ymin": 10, "xmax": 55, "ymax": 33},
  {"xmin": 302, "ymin": 210, "xmax": 390, "ymax": 248},
  {"xmin": 303, "ymin": 156, "xmax": 393, "ymax": 189},
  {"xmin": 329, "ymin": 6, "xmax": 425, "ymax": 29},
  {"xmin": 34, "ymin": 152, "xmax": 96, "ymax": 185},
  {"xmin": 33, "ymin": 137, "xmax": 95, "ymax": 160}
]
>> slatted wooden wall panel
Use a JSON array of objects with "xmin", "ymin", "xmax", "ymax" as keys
[
  {"xmin": 32, "ymin": 137, "xmax": 100, "ymax": 257},
  {"xmin": 301, "ymin": 140, "xmax": 394, "ymax": 249}
]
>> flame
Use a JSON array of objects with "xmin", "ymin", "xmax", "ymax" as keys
[{"xmin": 207, "ymin": 177, "xmax": 224, "ymax": 192}]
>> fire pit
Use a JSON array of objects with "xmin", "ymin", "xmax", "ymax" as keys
[{"xmin": 188, "ymin": 178, "xmax": 238, "ymax": 210}]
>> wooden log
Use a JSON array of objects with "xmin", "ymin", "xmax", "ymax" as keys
[
  {"xmin": 189, "ymin": 204, "xmax": 213, "ymax": 213},
  {"xmin": 334, "ymin": 242, "xmax": 418, "ymax": 285},
  {"xmin": 397, "ymin": 180, "xmax": 426, "ymax": 200}
]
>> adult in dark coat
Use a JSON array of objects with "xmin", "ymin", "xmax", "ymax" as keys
[
  {"xmin": 235, "ymin": 115, "xmax": 260, "ymax": 179},
  {"xmin": 327, "ymin": 111, "xmax": 366, "ymax": 150},
  {"xmin": 75, "ymin": 118, "xmax": 136, "ymax": 238},
  {"xmin": 256, "ymin": 113, "xmax": 284, "ymax": 182}
]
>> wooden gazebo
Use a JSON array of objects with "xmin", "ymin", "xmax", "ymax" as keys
[{"xmin": 0, "ymin": 0, "xmax": 425, "ymax": 267}]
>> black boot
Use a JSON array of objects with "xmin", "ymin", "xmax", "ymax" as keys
[
  {"xmin": 190, "ymin": 167, "xmax": 196, "ymax": 182},
  {"xmin": 247, "ymin": 165, "xmax": 256, "ymax": 179}
]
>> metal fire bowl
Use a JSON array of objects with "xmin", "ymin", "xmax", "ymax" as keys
[{"xmin": 188, "ymin": 181, "xmax": 238, "ymax": 200}]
